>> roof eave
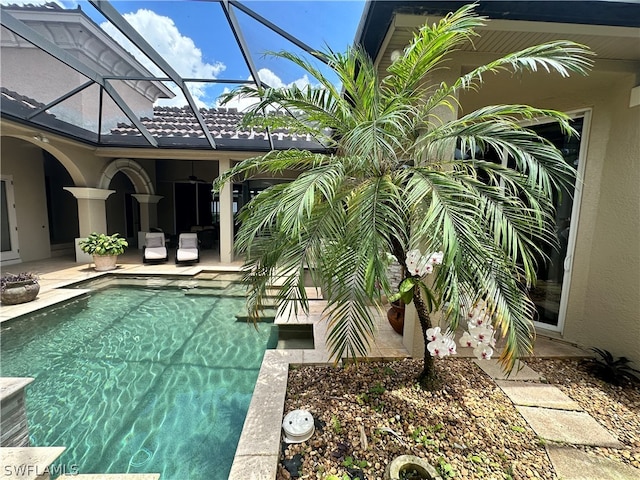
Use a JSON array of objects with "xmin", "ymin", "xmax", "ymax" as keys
[{"xmin": 357, "ymin": 1, "xmax": 640, "ymax": 62}]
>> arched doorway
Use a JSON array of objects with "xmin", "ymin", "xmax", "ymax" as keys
[
  {"xmin": 98, "ymin": 158, "xmax": 159, "ymax": 248},
  {"xmin": 44, "ymin": 150, "xmax": 80, "ymax": 248},
  {"xmin": 105, "ymin": 171, "xmax": 139, "ymax": 244}
]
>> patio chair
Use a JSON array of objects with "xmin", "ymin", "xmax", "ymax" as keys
[
  {"xmin": 143, "ymin": 232, "xmax": 168, "ymax": 263},
  {"xmin": 175, "ymin": 233, "xmax": 200, "ymax": 264}
]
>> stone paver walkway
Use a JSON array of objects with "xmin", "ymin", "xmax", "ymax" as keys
[{"xmin": 476, "ymin": 359, "xmax": 639, "ymax": 480}]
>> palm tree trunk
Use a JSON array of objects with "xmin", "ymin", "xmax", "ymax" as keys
[
  {"xmin": 390, "ymin": 241, "xmax": 439, "ymax": 388},
  {"xmin": 412, "ymin": 287, "xmax": 438, "ymax": 389}
]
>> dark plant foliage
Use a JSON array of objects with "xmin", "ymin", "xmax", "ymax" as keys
[
  {"xmin": 586, "ymin": 347, "xmax": 640, "ymax": 385},
  {"xmin": 0, "ymin": 272, "xmax": 38, "ymax": 292},
  {"xmin": 282, "ymin": 453, "xmax": 303, "ymax": 479}
]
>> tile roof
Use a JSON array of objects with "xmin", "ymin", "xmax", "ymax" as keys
[
  {"xmin": 111, "ymin": 105, "xmax": 315, "ymax": 143},
  {"xmin": 0, "ymin": 87, "xmax": 328, "ymax": 151}
]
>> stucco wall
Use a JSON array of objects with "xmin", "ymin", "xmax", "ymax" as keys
[
  {"xmin": 0, "ymin": 137, "xmax": 51, "ymax": 262},
  {"xmin": 1, "ymin": 48, "xmax": 154, "ymax": 133},
  {"xmin": 564, "ymin": 75, "xmax": 640, "ymax": 361}
]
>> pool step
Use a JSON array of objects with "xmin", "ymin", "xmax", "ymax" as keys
[
  {"xmin": 184, "ymin": 288, "xmax": 281, "ymax": 299},
  {"xmin": 58, "ymin": 475, "xmax": 160, "ymax": 480},
  {"xmin": 193, "ymin": 272, "xmax": 219, "ymax": 280},
  {"xmin": 195, "ymin": 272, "xmax": 243, "ymax": 282},
  {"xmin": 235, "ymin": 308, "xmax": 278, "ymax": 322},
  {"xmin": 184, "ymin": 288, "xmax": 245, "ymax": 298},
  {"xmin": 277, "ymin": 324, "xmax": 315, "ymax": 349},
  {"xmin": 183, "ymin": 285, "xmax": 234, "ymax": 295},
  {"xmin": 187, "ymin": 279, "xmax": 234, "ymax": 289},
  {"xmin": 0, "ymin": 446, "xmax": 65, "ymax": 480}
]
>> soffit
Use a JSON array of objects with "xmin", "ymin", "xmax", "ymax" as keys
[
  {"xmin": 1, "ymin": 9, "xmax": 173, "ymax": 101},
  {"xmin": 377, "ymin": 15, "xmax": 640, "ymax": 73}
]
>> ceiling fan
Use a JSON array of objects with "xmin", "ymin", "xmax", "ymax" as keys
[{"xmin": 178, "ymin": 161, "xmax": 208, "ymax": 184}]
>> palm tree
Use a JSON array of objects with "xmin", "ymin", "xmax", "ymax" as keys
[{"xmin": 214, "ymin": 4, "xmax": 592, "ymax": 388}]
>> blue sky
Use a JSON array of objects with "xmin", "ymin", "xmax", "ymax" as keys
[{"xmin": 4, "ymin": 0, "xmax": 366, "ymax": 108}]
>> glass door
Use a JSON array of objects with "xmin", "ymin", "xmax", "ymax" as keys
[
  {"xmin": 528, "ymin": 114, "xmax": 588, "ymax": 331},
  {"xmin": 1, "ymin": 176, "xmax": 20, "ymax": 264}
]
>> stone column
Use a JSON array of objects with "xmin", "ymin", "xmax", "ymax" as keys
[
  {"xmin": 218, "ymin": 158, "xmax": 234, "ymax": 263},
  {"xmin": 63, "ymin": 187, "xmax": 115, "ymax": 262},
  {"xmin": 132, "ymin": 194, "xmax": 164, "ymax": 249}
]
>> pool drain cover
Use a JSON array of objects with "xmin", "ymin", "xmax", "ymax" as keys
[{"xmin": 282, "ymin": 409, "xmax": 314, "ymax": 443}]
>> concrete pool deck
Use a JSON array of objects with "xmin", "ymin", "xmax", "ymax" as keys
[{"xmin": 2, "ymin": 252, "xmax": 622, "ymax": 480}]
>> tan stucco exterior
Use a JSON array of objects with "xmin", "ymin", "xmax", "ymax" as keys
[
  {"xmin": 1, "ymin": 136, "xmax": 51, "ymax": 261},
  {"xmin": 0, "ymin": 119, "xmax": 262, "ymax": 265}
]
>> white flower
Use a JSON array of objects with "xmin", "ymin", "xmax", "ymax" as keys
[
  {"xmin": 427, "ymin": 331, "xmax": 456, "ymax": 358},
  {"xmin": 469, "ymin": 325, "xmax": 496, "ymax": 347},
  {"xmin": 405, "ymin": 249, "xmax": 422, "ymax": 275},
  {"xmin": 459, "ymin": 331, "xmax": 477, "ymax": 348},
  {"xmin": 468, "ymin": 312, "xmax": 490, "ymax": 328},
  {"xmin": 473, "ymin": 344, "xmax": 494, "ymax": 360},
  {"xmin": 445, "ymin": 335, "xmax": 457, "ymax": 355},
  {"xmin": 406, "ymin": 249, "xmax": 441, "ymax": 277},
  {"xmin": 426, "ymin": 326, "xmax": 442, "ymax": 342},
  {"xmin": 416, "ymin": 256, "xmax": 433, "ymax": 276},
  {"xmin": 428, "ymin": 251, "xmax": 444, "ymax": 265},
  {"xmin": 428, "ymin": 337, "xmax": 450, "ymax": 358}
]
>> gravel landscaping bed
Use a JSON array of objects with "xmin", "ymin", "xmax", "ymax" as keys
[{"xmin": 277, "ymin": 357, "xmax": 639, "ymax": 480}]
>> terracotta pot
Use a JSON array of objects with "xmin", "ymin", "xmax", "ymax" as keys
[
  {"xmin": 1, "ymin": 280, "xmax": 40, "ymax": 305},
  {"xmin": 93, "ymin": 254, "xmax": 118, "ymax": 272},
  {"xmin": 387, "ymin": 301, "xmax": 405, "ymax": 335}
]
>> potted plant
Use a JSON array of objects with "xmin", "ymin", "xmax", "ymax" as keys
[
  {"xmin": 79, "ymin": 232, "xmax": 128, "ymax": 271},
  {"xmin": 387, "ymin": 299, "xmax": 406, "ymax": 335},
  {"xmin": 1, "ymin": 272, "xmax": 40, "ymax": 305}
]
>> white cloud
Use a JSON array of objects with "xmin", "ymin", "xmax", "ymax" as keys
[
  {"xmin": 220, "ymin": 68, "xmax": 314, "ymax": 111},
  {"xmin": 99, "ymin": 9, "xmax": 225, "ymax": 108}
]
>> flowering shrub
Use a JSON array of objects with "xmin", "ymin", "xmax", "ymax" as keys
[
  {"xmin": 397, "ymin": 249, "xmax": 496, "ymax": 361},
  {"xmin": 459, "ymin": 300, "xmax": 497, "ymax": 360},
  {"xmin": 389, "ymin": 249, "xmax": 443, "ymax": 306}
]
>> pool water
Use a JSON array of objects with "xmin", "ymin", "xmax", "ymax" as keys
[{"xmin": 0, "ymin": 276, "xmax": 277, "ymax": 479}]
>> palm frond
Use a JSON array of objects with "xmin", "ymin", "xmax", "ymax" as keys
[
  {"xmin": 324, "ymin": 244, "xmax": 379, "ymax": 360},
  {"xmin": 212, "ymin": 150, "xmax": 332, "ymax": 193},
  {"xmin": 383, "ymin": 3, "xmax": 486, "ymax": 97}
]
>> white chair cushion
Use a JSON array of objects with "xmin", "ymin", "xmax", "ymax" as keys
[
  {"xmin": 145, "ymin": 247, "xmax": 167, "ymax": 260},
  {"xmin": 177, "ymin": 249, "xmax": 198, "ymax": 262}
]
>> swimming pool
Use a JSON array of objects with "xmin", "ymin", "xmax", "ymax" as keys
[{"xmin": 0, "ymin": 275, "xmax": 277, "ymax": 479}]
